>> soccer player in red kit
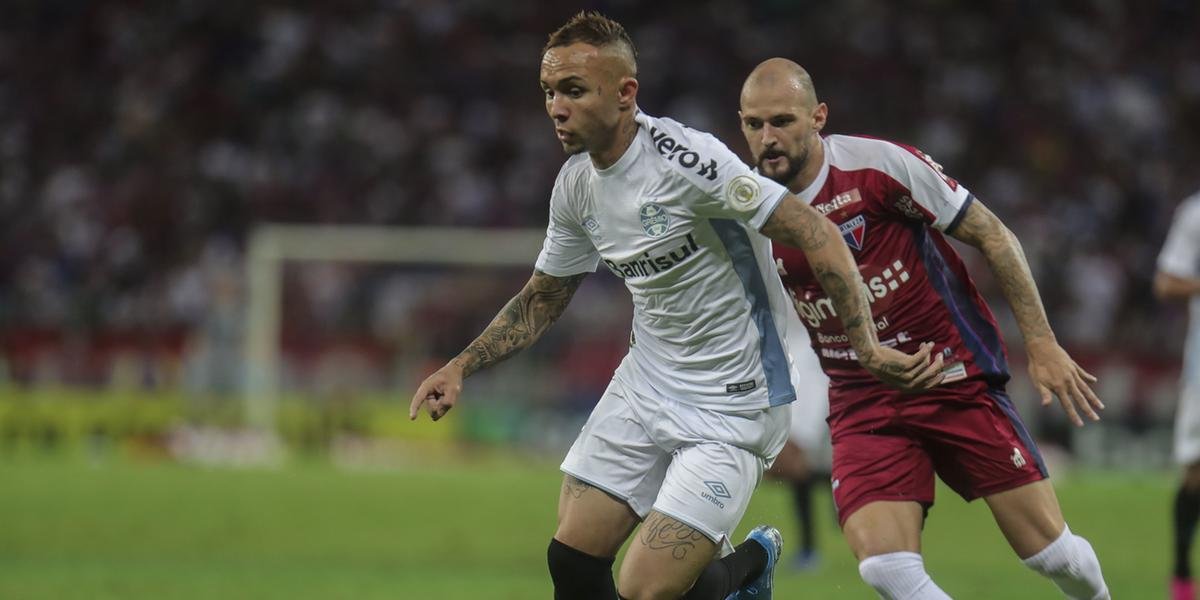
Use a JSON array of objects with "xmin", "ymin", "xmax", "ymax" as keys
[{"xmin": 738, "ymin": 58, "xmax": 1111, "ymax": 599}]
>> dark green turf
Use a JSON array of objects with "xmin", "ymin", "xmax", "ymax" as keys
[{"xmin": 0, "ymin": 457, "xmax": 1168, "ymax": 598}]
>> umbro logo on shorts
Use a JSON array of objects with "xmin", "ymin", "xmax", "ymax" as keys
[{"xmin": 701, "ymin": 481, "xmax": 731, "ymax": 509}]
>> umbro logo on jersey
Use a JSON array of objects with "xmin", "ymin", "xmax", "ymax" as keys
[
  {"xmin": 602, "ymin": 233, "xmax": 700, "ymax": 280},
  {"xmin": 838, "ymin": 215, "xmax": 867, "ymax": 251},
  {"xmin": 649, "ymin": 126, "xmax": 719, "ymax": 181},
  {"xmin": 582, "ymin": 215, "xmax": 599, "ymax": 234}
]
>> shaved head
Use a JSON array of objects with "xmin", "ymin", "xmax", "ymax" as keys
[
  {"xmin": 741, "ymin": 58, "xmax": 818, "ymax": 108},
  {"xmin": 738, "ymin": 58, "xmax": 828, "ymax": 191}
]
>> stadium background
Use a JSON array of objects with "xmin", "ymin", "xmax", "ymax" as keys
[{"xmin": 0, "ymin": 0, "xmax": 1196, "ymax": 597}]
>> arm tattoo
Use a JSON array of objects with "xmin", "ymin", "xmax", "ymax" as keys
[
  {"xmin": 638, "ymin": 513, "xmax": 706, "ymax": 561},
  {"xmin": 952, "ymin": 203, "xmax": 1054, "ymax": 344},
  {"xmin": 562, "ymin": 476, "xmax": 593, "ymax": 500},
  {"xmin": 764, "ymin": 198, "xmax": 880, "ymax": 358},
  {"xmin": 452, "ymin": 270, "xmax": 586, "ymax": 377}
]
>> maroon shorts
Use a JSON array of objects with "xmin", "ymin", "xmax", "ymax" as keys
[{"xmin": 827, "ymin": 379, "xmax": 1047, "ymax": 527}]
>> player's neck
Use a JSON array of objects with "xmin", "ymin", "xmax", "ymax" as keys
[
  {"xmin": 590, "ymin": 115, "xmax": 639, "ymax": 170},
  {"xmin": 788, "ymin": 137, "xmax": 826, "ymax": 194}
]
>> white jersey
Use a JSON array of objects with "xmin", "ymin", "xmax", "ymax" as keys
[
  {"xmin": 1159, "ymin": 191, "xmax": 1200, "ymax": 384},
  {"xmin": 535, "ymin": 111, "xmax": 796, "ymax": 410}
]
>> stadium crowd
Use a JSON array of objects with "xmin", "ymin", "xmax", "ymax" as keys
[{"xmin": 1, "ymin": 0, "xmax": 1198, "ymax": 389}]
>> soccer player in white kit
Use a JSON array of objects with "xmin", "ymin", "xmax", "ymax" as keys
[
  {"xmin": 1156, "ymin": 191, "xmax": 1200, "ymax": 600},
  {"xmin": 410, "ymin": 12, "xmax": 943, "ymax": 600}
]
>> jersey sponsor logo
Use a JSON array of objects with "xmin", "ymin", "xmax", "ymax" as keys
[
  {"xmin": 639, "ymin": 202, "xmax": 671, "ymax": 237},
  {"xmin": 702, "ymin": 480, "xmax": 732, "ymax": 509},
  {"xmin": 582, "ymin": 215, "xmax": 599, "ymax": 234},
  {"xmin": 913, "ymin": 149, "xmax": 959, "ymax": 190},
  {"xmin": 726, "ymin": 175, "xmax": 763, "ymax": 211},
  {"xmin": 819, "ymin": 331, "xmax": 912, "ymax": 361},
  {"xmin": 793, "ymin": 260, "xmax": 911, "ymax": 328},
  {"xmin": 649, "ymin": 126, "xmax": 719, "ymax": 181},
  {"xmin": 602, "ymin": 233, "xmax": 700, "ymax": 279},
  {"xmin": 838, "ymin": 215, "xmax": 867, "ymax": 251},
  {"xmin": 814, "ymin": 188, "xmax": 862, "ymax": 215},
  {"xmin": 894, "ymin": 195, "xmax": 925, "ymax": 220}
]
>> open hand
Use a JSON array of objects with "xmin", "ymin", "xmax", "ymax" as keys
[{"xmin": 1027, "ymin": 339, "xmax": 1103, "ymax": 427}]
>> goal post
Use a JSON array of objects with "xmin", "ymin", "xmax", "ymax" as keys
[{"xmin": 242, "ymin": 225, "xmax": 546, "ymax": 431}]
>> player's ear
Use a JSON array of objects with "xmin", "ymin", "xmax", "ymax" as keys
[
  {"xmin": 617, "ymin": 76, "xmax": 638, "ymax": 110},
  {"xmin": 812, "ymin": 102, "xmax": 828, "ymax": 132}
]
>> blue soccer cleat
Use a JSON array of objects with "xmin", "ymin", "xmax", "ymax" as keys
[{"xmin": 727, "ymin": 525, "xmax": 783, "ymax": 600}]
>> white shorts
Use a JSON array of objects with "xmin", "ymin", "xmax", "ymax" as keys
[
  {"xmin": 560, "ymin": 374, "xmax": 790, "ymax": 554},
  {"xmin": 1175, "ymin": 383, "xmax": 1200, "ymax": 464}
]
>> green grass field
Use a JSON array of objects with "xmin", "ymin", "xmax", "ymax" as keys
[{"xmin": 0, "ymin": 456, "xmax": 1169, "ymax": 598}]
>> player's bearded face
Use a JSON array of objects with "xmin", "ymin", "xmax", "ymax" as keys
[{"xmin": 757, "ymin": 140, "xmax": 809, "ymax": 185}]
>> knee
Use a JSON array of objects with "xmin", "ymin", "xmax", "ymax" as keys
[{"xmin": 547, "ymin": 538, "xmax": 614, "ymax": 589}]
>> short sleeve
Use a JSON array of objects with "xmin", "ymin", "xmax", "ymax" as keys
[
  {"xmin": 1157, "ymin": 197, "xmax": 1200, "ymax": 278},
  {"xmin": 639, "ymin": 114, "xmax": 789, "ymax": 230},
  {"xmin": 534, "ymin": 168, "xmax": 601, "ymax": 276},
  {"xmin": 879, "ymin": 142, "xmax": 974, "ymax": 233}
]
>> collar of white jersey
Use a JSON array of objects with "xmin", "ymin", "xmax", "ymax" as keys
[{"xmin": 594, "ymin": 109, "xmax": 648, "ymax": 177}]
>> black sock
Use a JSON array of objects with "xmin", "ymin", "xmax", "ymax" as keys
[
  {"xmin": 547, "ymin": 538, "xmax": 617, "ymax": 600},
  {"xmin": 792, "ymin": 476, "xmax": 815, "ymax": 554},
  {"xmin": 1176, "ymin": 486, "xmax": 1200, "ymax": 578},
  {"xmin": 681, "ymin": 538, "xmax": 768, "ymax": 600}
]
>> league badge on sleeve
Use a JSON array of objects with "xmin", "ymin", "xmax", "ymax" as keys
[
  {"xmin": 838, "ymin": 214, "xmax": 867, "ymax": 251},
  {"xmin": 726, "ymin": 175, "xmax": 763, "ymax": 211}
]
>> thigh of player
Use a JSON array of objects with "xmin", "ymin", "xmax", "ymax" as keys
[
  {"xmin": 557, "ymin": 378, "xmax": 670, "ymax": 557},
  {"xmin": 619, "ymin": 441, "xmax": 761, "ymax": 598},
  {"xmin": 831, "ymin": 429, "xmax": 935, "ymax": 559},
  {"xmin": 915, "ymin": 386, "xmax": 1058, "ymax": 558}
]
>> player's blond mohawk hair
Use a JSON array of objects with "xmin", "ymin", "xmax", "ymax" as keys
[{"xmin": 543, "ymin": 11, "xmax": 638, "ymax": 76}]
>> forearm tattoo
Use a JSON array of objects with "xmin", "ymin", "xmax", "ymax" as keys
[
  {"xmin": 954, "ymin": 204, "xmax": 1055, "ymax": 344},
  {"xmin": 453, "ymin": 271, "xmax": 586, "ymax": 377},
  {"xmin": 563, "ymin": 476, "xmax": 593, "ymax": 500},
  {"xmin": 638, "ymin": 513, "xmax": 707, "ymax": 561},
  {"xmin": 984, "ymin": 232, "xmax": 1054, "ymax": 343}
]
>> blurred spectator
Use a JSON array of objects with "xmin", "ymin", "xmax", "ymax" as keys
[{"xmin": 0, "ymin": 0, "xmax": 1197, "ymax": 388}]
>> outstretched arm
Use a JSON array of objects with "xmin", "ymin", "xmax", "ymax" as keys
[
  {"xmin": 949, "ymin": 199, "xmax": 1103, "ymax": 426},
  {"xmin": 409, "ymin": 270, "xmax": 587, "ymax": 421},
  {"xmin": 763, "ymin": 196, "xmax": 943, "ymax": 392}
]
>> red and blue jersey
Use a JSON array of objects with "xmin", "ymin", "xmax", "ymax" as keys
[{"xmin": 772, "ymin": 135, "xmax": 1009, "ymax": 407}]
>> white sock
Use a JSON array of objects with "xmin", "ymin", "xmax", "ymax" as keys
[
  {"xmin": 858, "ymin": 551, "xmax": 952, "ymax": 599},
  {"xmin": 1022, "ymin": 525, "xmax": 1110, "ymax": 600}
]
